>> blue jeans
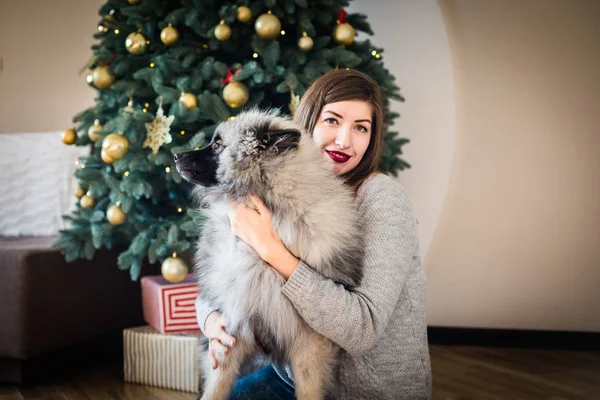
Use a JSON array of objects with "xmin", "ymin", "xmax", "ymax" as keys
[{"xmin": 228, "ymin": 365, "xmax": 296, "ymax": 400}]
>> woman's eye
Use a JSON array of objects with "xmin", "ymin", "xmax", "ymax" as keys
[
  {"xmin": 355, "ymin": 125, "xmax": 368, "ymax": 133},
  {"xmin": 324, "ymin": 117, "xmax": 339, "ymax": 125}
]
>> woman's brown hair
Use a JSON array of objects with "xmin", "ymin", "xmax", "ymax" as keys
[{"xmin": 293, "ymin": 69, "xmax": 384, "ymax": 188}]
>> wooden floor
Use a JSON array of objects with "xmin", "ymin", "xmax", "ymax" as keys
[{"xmin": 1, "ymin": 345, "xmax": 599, "ymax": 400}]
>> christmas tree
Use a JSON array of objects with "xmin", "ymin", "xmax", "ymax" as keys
[{"xmin": 55, "ymin": 0, "xmax": 409, "ymax": 280}]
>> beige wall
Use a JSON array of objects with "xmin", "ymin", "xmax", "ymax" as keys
[
  {"xmin": 0, "ymin": 0, "xmax": 103, "ymax": 133},
  {"xmin": 428, "ymin": 0, "xmax": 600, "ymax": 331},
  {"xmin": 348, "ymin": 0, "xmax": 456, "ymax": 275}
]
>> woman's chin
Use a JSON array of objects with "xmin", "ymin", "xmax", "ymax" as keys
[
  {"xmin": 321, "ymin": 154, "xmax": 350, "ymax": 175},
  {"xmin": 329, "ymin": 162, "xmax": 348, "ymax": 176}
]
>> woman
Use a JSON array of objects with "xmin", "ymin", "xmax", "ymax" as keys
[{"xmin": 196, "ymin": 69, "xmax": 432, "ymax": 399}]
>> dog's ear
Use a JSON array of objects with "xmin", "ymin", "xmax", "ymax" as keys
[{"xmin": 263, "ymin": 129, "xmax": 301, "ymax": 152}]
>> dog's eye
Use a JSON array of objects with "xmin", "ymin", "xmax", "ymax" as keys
[{"xmin": 212, "ymin": 139, "xmax": 224, "ymax": 154}]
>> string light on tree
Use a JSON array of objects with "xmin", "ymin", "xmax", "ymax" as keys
[
  {"xmin": 125, "ymin": 32, "xmax": 147, "ymax": 55},
  {"xmin": 333, "ymin": 9, "xmax": 355, "ymax": 46},
  {"xmin": 160, "ymin": 24, "xmax": 179, "ymax": 46},
  {"xmin": 161, "ymin": 253, "xmax": 189, "ymax": 283},
  {"xmin": 222, "ymin": 69, "xmax": 249, "ymax": 108},
  {"xmin": 237, "ymin": 6, "xmax": 252, "ymax": 23},
  {"xmin": 214, "ymin": 20, "xmax": 232, "ymax": 41},
  {"xmin": 62, "ymin": 128, "xmax": 77, "ymax": 145},
  {"xmin": 127, "ymin": 0, "xmax": 141, "ymax": 4},
  {"xmin": 255, "ymin": 11, "xmax": 281, "ymax": 40}
]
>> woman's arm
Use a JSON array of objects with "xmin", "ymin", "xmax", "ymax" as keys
[
  {"xmin": 195, "ymin": 295, "xmax": 219, "ymax": 333},
  {"xmin": 227, "ymin": 194, "xmax": 300, "ymax": 279},
  {"xmin": 282, "ymin": 180, "xmax": 418, "ymax": 355},
  {"xmin": 229, "ymin": 177, "xmax": 418, "ymax": 356}
]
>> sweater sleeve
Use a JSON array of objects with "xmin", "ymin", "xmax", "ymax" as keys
[
  {"xmin": 281, "ymin": 176, "xmax": 418, "ymax": 356},
  {"xmin": 195, "ymin": 295, "xmax": 219, "ymax": 334}
]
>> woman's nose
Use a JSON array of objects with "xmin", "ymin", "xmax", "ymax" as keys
[{"xmin": 335, "ymin": 126, "xmax": 352, "ymax": 149}]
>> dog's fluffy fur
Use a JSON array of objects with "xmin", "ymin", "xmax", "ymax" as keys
[{"xmin": 175, "ymin": 109, "xmax": 364, "ymax": 400}]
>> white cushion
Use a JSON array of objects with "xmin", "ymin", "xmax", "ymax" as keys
[{"xmin": 0, "ymin": 132, "xmax": 88, "ymax": 236}]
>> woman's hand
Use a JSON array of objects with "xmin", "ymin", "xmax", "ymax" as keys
[
  {"xmin": 228, "ymin": 195, "xmax": 300, "ymax": 279},
  {"xmin": 228, "ymin": 195, "xmax": 279, "ymax": 261},
  {"xmin": 204, "ymin": 311, "xmax": 236, "ymax": 369}
]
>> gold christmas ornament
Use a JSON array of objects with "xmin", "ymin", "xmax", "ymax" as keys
[
  {"xmin": 298, "ymin": 32, "xmax": 314, "ymax": 52},
  {"xmin": 161, "ymin": 255, "xmax": 189, "ymax": 283},
  {"xmin": 333, "ymin": 22, "xmax": 355, "ymax": 46},
  {"xmin": 255, "ymin": 11, "xmax": 281, "ymax": 40},
  {"xmin": 125, "ymin": 32, "xmax": 147, "ymax": 55},
  {"xmin": 236, "ymin": 6, "xmax": 252, "ymax": 23},
  {"xmin": 88, "ymin": 119, "xmax": 103, "ymax": 142},
  {"xmin": 74, "ymin": 186, "xmax": 86, "ymax": 199},
  {"xmin": 62, "ymin": 128, "xmax": 77, "ymax": 145},
  {"xmin": 223, "ymin": 81, "xmax": 249, "ymax": 108},
  {"xmin": 101, "ymin": 133, "xmax": 130, "ymax": 161},
  {"xmin": 144, "ymin": 100, "xmax": 174, "ymax": 154},
  {"xmin": 92, "ymin": 66, "xmax": 115, "ymax": 89},
  {"xmin": 214, "ymin": 21, "xmax": 232, "ymax": 41},
  {"xmin": 107, "ymin": 203, "xmax": 127, "ymax": 225},
  {"xmin": 101, "ymin": 149, "xmax": 115, "ymax": 164},
  {"xmin": 179, "ymin": 92, "xmax": 197, "ymax": 109},
  {"xmin": 80, "ymin": 193, "xmax": 95, "ymax": 208},
  {"xmin": 128, "ymin": 0, "xmax": 141, "ymax": 4},
  {"xmin": 160, "ymin": 24, "xmax": 179, "ymax": 46}
]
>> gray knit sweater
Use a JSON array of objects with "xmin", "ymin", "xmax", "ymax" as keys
[{"xmin": 196, "ymin": 174, "xmax": 432, "ymax": 399}]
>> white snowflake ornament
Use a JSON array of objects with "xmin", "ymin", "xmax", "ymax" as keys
[{"xmin": 144, "ymin": 102, "xmax": 174, "ymax": 154}]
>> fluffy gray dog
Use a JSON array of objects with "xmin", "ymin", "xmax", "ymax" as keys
[{"xmin": 174, "ymin": 109, "xmax": 364, "ymax": 400}]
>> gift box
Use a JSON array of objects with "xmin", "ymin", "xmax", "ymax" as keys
[
  {"xmin": 123, "ymin": 326, "xmax": 202, "ymax": 393},
  {"xmin": 141, "ymin": 275, "xmax": 201, "ymax": 334}
]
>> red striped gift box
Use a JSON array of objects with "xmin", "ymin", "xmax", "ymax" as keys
[{"xmin": 141, "ymin": 275, "xmax": 201, "ymax": 334}]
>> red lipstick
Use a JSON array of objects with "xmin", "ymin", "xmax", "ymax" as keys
[{"xmin": 326, "ymin": 150, "xmax": 351, "ymax": 163}]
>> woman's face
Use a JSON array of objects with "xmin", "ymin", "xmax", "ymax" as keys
[{"xmin": 312, "ymin": 100, "xmax": 372, "ymax": 176}]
